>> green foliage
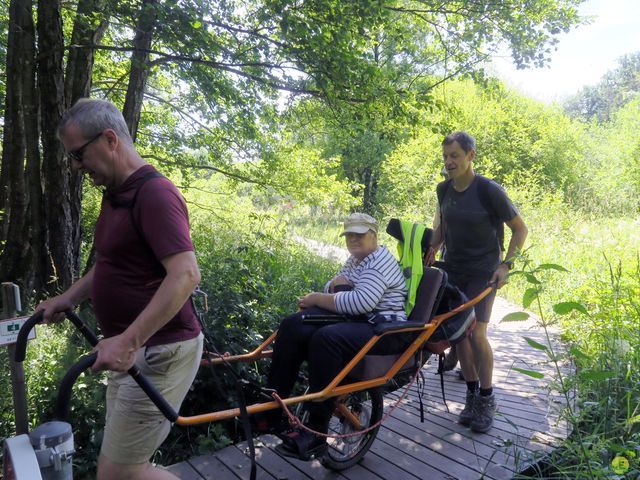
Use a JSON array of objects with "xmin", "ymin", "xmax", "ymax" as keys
[
  {"xmin": 574, "ymin": 96, "xmax": 640, "ymax": 214},
  {"xmin": 505, "ymin": 256, "xmax": 640, "ymax": 479},
  {"xmin": 564, "ymin": 51, "xmax": 640, "ymax": 122}
]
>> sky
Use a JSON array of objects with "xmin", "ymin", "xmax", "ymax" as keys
[{"xmin": 489, "ymin": 0, "xmax": 640, "ymax": 103}]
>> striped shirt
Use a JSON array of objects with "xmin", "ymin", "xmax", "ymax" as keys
[{"xmin": 327, "ymin": 246, "xmax": 407, "ymax": 321}]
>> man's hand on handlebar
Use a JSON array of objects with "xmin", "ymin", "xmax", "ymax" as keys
[
  {"xmin": 35, "ymin": 295, "xmax": 74, "ymax": 324},
  {"xmin": 91, "ymin": 334, "xmax": 136, "ymax": 373}
]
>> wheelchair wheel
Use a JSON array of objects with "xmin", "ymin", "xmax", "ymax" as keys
[{"xmin": 320, "ymin": 387, "xmax": 383, "ymax": 471}]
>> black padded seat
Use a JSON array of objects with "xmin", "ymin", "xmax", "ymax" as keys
[{"xmin": 349, "ymin": 267, "xmax": 446, "ymax": 381}]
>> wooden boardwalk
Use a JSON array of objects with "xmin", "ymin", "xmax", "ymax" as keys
[{"xmin": 167, "ymin": 297, "xmax": 569, "ymax": 480}]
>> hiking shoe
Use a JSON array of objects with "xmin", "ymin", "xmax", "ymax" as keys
[
  {"xmin": 275, "ymin": 428, "xmax": 327, "ymax": 461},
  {"xmin": 442, "ymin": 348, "xmax": 459, "ymax": 372},
  {"xmin": 470, "ymin": 393, "xmax": 497, "ymax": 433},
  {"xmin": 458, "ymin": 390, "xmax": 478, "ymax": 426}
]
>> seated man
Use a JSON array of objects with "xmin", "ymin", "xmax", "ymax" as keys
[{"xmin": 264, "ymin": 212, "xmax": 408, "ymax": 460}]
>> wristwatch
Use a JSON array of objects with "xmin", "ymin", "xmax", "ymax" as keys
[{"xmin": 501, "ymin": 260, "xmax": 514, "ymax": 270}]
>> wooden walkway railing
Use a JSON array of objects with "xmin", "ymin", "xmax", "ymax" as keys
[{"xmin": 168, "ymin": 297, "xmax": 570, "ymax": 480}]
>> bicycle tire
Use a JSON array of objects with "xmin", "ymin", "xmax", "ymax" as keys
[{"xmin": 320, "ymin": 387, "xmax": 383, "ymax": 471}]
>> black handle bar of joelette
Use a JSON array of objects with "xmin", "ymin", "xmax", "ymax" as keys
[
  {"xmin": 15, "ymin": 310, "xmax": 99, "ymax": 362},
  {"xmin": 16, "ymin": 310, "xmax": 179, "ymax": 423}
]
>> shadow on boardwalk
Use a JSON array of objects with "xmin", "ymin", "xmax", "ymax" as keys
[{"xmin": 168, "ymin": 296, "xmax": 570, "ymax": 480}]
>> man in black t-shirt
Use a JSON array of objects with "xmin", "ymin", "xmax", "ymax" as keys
[{"xmin": 426, "ymin": 131, "xmax": 528, "ymax": 433}]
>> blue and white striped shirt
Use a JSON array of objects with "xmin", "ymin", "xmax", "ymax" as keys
[{"xmin": 327, "ymin": 246, "xmax": 407, "ymax": 321}]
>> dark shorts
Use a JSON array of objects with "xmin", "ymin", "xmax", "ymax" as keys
[{"xmin": 446, "ymin": 272, "xmax": 497, "ymax": 323}]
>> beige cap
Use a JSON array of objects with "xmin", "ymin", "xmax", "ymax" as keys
[{"xmin": 340, "ymin": 212, "xmax": 378, "ymax": 236}]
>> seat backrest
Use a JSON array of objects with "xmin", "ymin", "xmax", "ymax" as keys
[{"xmin": 407, "ymin": 267, "xmax": 446, "ymax": 324}]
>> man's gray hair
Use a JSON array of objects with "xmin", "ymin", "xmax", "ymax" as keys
[{"xmin": 57, "ymin": 98, "xmax": 133, "ymax": 146}]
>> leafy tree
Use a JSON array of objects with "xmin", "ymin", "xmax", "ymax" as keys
[
  {"xmin": 564, "ymin": 51, "xmax": 640, "ymax": 122},
  {"xmin": 277, "ymin": 0, "xmax": 587, "ymax": 213},
  {"xmin": 376, "ymin": 78, "xmax": 586, "ymax": 219},
  {"xmin": 0, "ymin": 0, "xmax": 586, "ymax": 299}
]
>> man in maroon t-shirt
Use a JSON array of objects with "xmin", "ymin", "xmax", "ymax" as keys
[{"xmin": 37, "ymin": 99, "xmax": 203, "ymax": 480}]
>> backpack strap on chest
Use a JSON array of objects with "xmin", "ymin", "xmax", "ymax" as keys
[{"xmin": 104, "ymin": 170, "xmax": 167, "ymax": 277}]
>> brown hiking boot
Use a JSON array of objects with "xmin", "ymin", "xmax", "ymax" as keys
[{"xmin": 458, "ymin": 390, "xmax": 477, "ymax": 426}]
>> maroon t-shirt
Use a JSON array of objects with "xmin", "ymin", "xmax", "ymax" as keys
[{"xmin": 92, "ymin": 165, "xmax": 201, "ymax": 346}]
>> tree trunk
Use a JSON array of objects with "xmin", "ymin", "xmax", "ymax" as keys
[
  {"xmin": 64, "ymin": 0, "xmax": 109, "ymax": 108},
  {"xmin": 22, "ymin": 0, "xmax": 45, "ymax": 297},
  {"xmin": 122, "ymin": 0, "xmax": 158, "ymax": 140},
  {"xmin": 37, "ymin": 0, "xmax": 77, "ymax": 292},
  {"xmin": 64, "ymin": 0, "xmax": 109, "ymax": 277},
  {"xmin": 0, "ymin": 0, "xmax": 36, "ymax": 289}
]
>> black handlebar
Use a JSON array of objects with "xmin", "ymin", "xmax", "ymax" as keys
[
  {"xmin": 15, "ymin": 310, "xmax": 44, "ymax": 362},
  {"xmin": 65, "ymin": 310, "xmax": 100, "ymax": 346},
  {"xmin": 17, "ymin": 310, "xmax": 179, "ymax": 424},
  {"xmin": 55, "ymin": 352, "xmax": 99, "ymax": 422}
]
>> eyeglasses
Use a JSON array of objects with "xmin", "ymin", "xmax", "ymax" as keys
[{"xmin": 66, "ymin": 131, "xmax": 103, "ymax": 163}]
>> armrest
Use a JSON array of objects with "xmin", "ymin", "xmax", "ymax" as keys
[{"xmin": 373, "ymin": 320, "xmax": 425, "ymax": 335}]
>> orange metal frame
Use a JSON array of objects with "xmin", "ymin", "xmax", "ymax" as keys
[{"xmin": 175, "ymin": 286, "xmax": 493, "ymax": 426}]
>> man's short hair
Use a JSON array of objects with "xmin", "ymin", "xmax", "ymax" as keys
[
  {"xmin": 57, "ymin": 98, "xmax": 133, "ymax": 146},
  {"xmin": 442, "ymin": 131, "xmax": 476, "ymax": 153}
]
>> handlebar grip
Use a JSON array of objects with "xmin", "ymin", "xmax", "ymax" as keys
[
  {"xmin": 65, "ymin": 310, "xmax": 100, "ymax": 347},
  {"xmin": 15, "ymin": 311, "xmax": 44, "ymax": 362},
  {"xmin": 55, "ymin": 352, "xmax": 98, "ymax": 422}
]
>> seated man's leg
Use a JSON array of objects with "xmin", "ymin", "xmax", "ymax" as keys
[
  {"xmin": 98, "ymin": 333, "xmax": 203, "ymax": 480},
  {"xmin": 306, "ymin": 322, "xmax": 376, "ymax": 429},
  {"xmin": 267, "ymin": 307, "xmax": 332, "ymax": 398}
]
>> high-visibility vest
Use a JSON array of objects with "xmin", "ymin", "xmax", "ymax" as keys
[{"xmin": 397, "ymin": 220, "xmax": 426, "ymax": 314}]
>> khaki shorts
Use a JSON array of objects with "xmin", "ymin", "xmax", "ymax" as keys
[{"xmin": 101, "ymin": 332, "xmax": 203, "ymax": 464}]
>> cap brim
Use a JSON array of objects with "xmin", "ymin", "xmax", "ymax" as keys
[{"xmin": 340, "ymin": 226, "xmax": 373, "ymax": 236}]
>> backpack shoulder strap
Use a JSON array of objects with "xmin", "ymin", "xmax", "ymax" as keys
[
  {"xmin": 475, "ymin": 175, "xmax": 505, "ymax": 251},
  {"xmin": 436, "ymin": 179, "xmax": 452, "ymax": 206},
  {"xmin": 128, "ymin": 171, "xmax": 165, "ymax": 243}
]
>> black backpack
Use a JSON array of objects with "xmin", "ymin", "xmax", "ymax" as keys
[
  {"xmin": 422, "ymin": 280, "xmax": 476, "ymax": 412},
  {"xmin": 423, "ymin": 281, "xmax": 475, "ymax": 356},
  {"xmin": 437, "ymin": 175, "xmax": 505, "ymax": 251}
]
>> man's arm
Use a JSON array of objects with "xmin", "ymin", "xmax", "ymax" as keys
[
  {"xmin": 426, "ymin": 218, "xmax": 444, "ymax": 266},
  {"xmin": 298, "ymin": 292, "xmax": 337, "ymax": 311},
  {"xmin": 91, "ymin": 250, "xmax": 201, "ymax": 372},
  {"xmin": 491, "ymin": 214, "xmax": 528, "ymax": 289},
  {"xmin": 36, "ymin": 266, "xmax": 95, "ymax": 323}
]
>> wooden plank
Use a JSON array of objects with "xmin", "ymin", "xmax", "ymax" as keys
[
  {"xmin": 259, "ymin": 434, "xmax": 348, "ymax": 480},
  {"xmin": 166, "ymin": 455, "xmax": 236, "ymax": 479},
  {"xmin": 214, "ymin": 443, "xmax": 277, "ymax": 480},
  {"xmin": 165, "ymin": 460, "xmax": 203, "ymax": 479},
  {"xmin": 379, "ymin": 413, "xmax": 514, "ymax": 479}
]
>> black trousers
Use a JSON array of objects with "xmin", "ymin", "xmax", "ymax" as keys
[{"xmin": 267, "ymin": 307, "xmax": 409, "ymax": 429}]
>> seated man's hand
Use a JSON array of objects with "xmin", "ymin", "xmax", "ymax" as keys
[{"xmin": 298, "ymin": 292, "xmax": 319, "ymax": 309}]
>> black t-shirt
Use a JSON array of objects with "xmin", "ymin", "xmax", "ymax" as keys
[{"xmin": 440, "ymin": 175, "xmax": 518, "ymax": 276}]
